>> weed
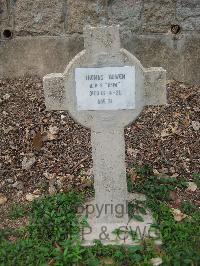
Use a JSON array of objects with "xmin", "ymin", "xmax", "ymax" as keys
[{"xmin": 0, "ymin": 168, "xmax": 199, "ymax": 265}]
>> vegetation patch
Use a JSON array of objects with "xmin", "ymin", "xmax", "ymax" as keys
[{"xmin": 0, "ymin": 168, "xmax": 199, "ymax": 265}]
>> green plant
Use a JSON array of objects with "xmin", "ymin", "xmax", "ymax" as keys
[
  {"xmin": 28, "ymin": 191, "xmax": 84, "ymax": 242},
  {"xmin": 193, "ymin": 173, "xmax": 200, "ymax": 188},
  {"xmin": 181, "ymin": 201, "xmax": 199, "ymax": 216},
  {"xmin": 52, "ymin": 238, "xmax": 85, "ymax": 265},
  {"xmin": 0, "ymin": 170, "xmax": 199, "ymax": 265},
  {"xmin": 8, "ymin": 202, "xmax": 30, "ymax": 219}
]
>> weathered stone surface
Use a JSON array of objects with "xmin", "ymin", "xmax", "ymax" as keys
[
  {"xmin": 0, "ymin": 32, "xmax": 200, "ymax": 85},
  {"xmin": 67, "ymin": 0, "xmax": 107, "ymax": 33},
  {"xmin": 43, "ymin": 25, "xmax": 166, "ymax": 227},
  {"xmin": 184, "ymin": 34, "xmax": 200, "ymax": 84},
  {"xmin": 0, "ymin": 0, "xmax": 8, "ymax": 20},
  {"xmin": 43, "ymin": 73, "xmax": 66, "ymax": 111},
  {"xmin": 0, "ymin": 34, "xmax": 83, "ymax": 77},
  {"xmin": 43, "ymin": 25, "xmax": 165, "ymax": 244},
  {"xmin": 0, "ymin": 0, "xmax": 14, "ymax": 34},
  {"xmin": 142, "ymin": 0, "xmax": 176, "ymax": 33},
  {"xmin": 177, "ymin": 0, "xmax": 200, "ymax": 31},
  {"xmin": 124, "ymin": 33, "xmax": 186, "ymax": 82},
  {"xmin": 144, "ymin": 68, "xmax": 167, "ymax": 106},
  {"xmin": 108, "ymin": 0, "xmax": 143, "ymax": 32},
  {"xmin": 15, "ymin": 0, "xmax": 65, "ymax": 35}
]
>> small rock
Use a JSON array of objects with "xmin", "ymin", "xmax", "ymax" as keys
[
  {"xmin": 61, "ymin": 115, "xmax": 66, "ymax": 120},
  {"xmin": 150, "ymin": 257, "xmax": 163, "ymax": 266},
  {"xmin": 7, "ymin": 178, "xmax": 15, "ymax": 184},
  {"xmin": 192, "ymin": 121, "xmax": 200, "ymax": 131},
  {"xmin": 25, "ymin": 193, "xmax": 40, "ymax": 202},
  {"xmin": 153, "ymin": 169, "xmax": 160, "ymax": 175},
  {"xmin": 22, "ymin": 156, "xmax": 36, "ymax": 170},
  {"xmin": 3, "ymin": 94, "xmax": 10, "ymax": 100},
  {"xmin": 171, "ymin": 208, "xmax": 187, "ymax": 222},
  {"xmin": 186, "ymin": 182, "xmax": 197, "ymax": 192},
  {"xmin": 0, "ymin": 194, "xmax": 7, "ymax": 205}
]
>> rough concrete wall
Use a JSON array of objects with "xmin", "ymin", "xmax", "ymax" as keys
[
  {"xmin": 0, "ymin": 0, "xmax": 200, "ymax": 83},
  {"xmin": 1, "ymin": 0, "xmax": 200, "ymax": 36}
]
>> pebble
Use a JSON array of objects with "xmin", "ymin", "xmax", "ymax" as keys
[
  {"xmin": 186, "ymin": 182, "xmax": 197, "ymax": 192},
  {"xmin": 3, "ymin": 94, "xmax": 10, "ymax": 100},
  {"xmin": 22, "ymin": 156, "xmax": 36, "ymax": 170},
  {"xmin": 192, "ymin": 121, "xmax": 200, "ymax": 131},
  {"xmin": 25, "ymin": 193, "xmax": 40, "ymax": 202}
]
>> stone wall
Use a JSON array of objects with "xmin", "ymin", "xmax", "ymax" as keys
[{"xmin": 0, "ymin": 0, "xmax": 200, "ymax": 83}]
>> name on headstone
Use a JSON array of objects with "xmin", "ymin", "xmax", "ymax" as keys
[{"xmin": 75, "ymin": 66, "xmax": 135, "ymax": 110}]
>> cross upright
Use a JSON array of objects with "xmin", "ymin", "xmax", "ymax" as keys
[{"xmin": 43, "ymin": 25, "xmax": 166, "ymax": 245}]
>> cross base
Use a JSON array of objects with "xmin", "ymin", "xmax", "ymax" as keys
[{"xmin": 80, "ymin": 193, "xmax": 162, "ymax": 246}]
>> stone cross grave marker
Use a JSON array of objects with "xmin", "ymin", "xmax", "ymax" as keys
[{"xmin": 43, "ymin": 25, "xmax": 166, "ymax": 245}]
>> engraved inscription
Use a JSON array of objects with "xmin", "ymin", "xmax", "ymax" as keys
[{"xmin": 75, "ymin": 66, "xmax": 135, "ymax": 111}]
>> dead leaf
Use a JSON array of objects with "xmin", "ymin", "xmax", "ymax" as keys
[
  {"xmin": 150, "ymin": 257, "xmax": 163, "ymax": 266},
  {"xmin": 0, "ymin": 194, "xmax": 7, "ymax": 205},
  {"xmin": 44, "ymin": 126, "xmax": 59, "ymax": 141},
  {"xmin": 100, "ymin": 257, "xmax": 114, "ymax": 265},
  {"xmin": 32, "ymin": 132, "xmax": 43, "ymax": 150},
  {"xmin": 169, "ymin": 191, "xmax": 178, "ymax": 201},
  {"xmin": 169, "ymin": 191, "xmax": 181, "ymax": 208},
  {"xmin": 169, "ymin": 123, "xmax": 180, "ymax": 134},
  {"xmin": 183, "ymin": 114, "xmax": 190, "ymax": 127},
  {"xmin": 49, "ymin": 125, "xmax": 59, "ymax": 135},
  {"xmin": 171, "ymin": 208, "xmax": 187, "ymax": 222},
  {"xmin": 128, "ymin": 168, "xmax": 140, "ymax": 182}
]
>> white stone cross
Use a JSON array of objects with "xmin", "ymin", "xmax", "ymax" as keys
[{"xmin": 43, "ymin": 25, "xmax": 166, "ymax": 245}]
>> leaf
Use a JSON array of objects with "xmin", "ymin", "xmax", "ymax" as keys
[
  {"xmin": 32, "ymin": 132, "xmax": 43, "ymax": 150},
  {"xmin": 132, "ymin": 214, "xmax": 144, "ymax": 222}
]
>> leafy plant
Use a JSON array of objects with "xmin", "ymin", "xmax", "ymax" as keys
[
  {"xmin": 28, "ymin": 191, "xmax": 84, "ymax": 242},
  {"xmin": 0, "ymin": 170, "xmax": 199, "ymax": 265}
]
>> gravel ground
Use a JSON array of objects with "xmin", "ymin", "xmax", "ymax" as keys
[{"xmin": 0, "ymin": 76, "xmax": 199, "ymax": 209}]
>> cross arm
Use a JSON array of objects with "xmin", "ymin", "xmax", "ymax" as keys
[
  {"xmin": 43, "ymin": 73, "xmax": 67, "ymax": 111},
  {"xmin": 144, "ymin": 67, "xmax": 167, "ymax": 106}
]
